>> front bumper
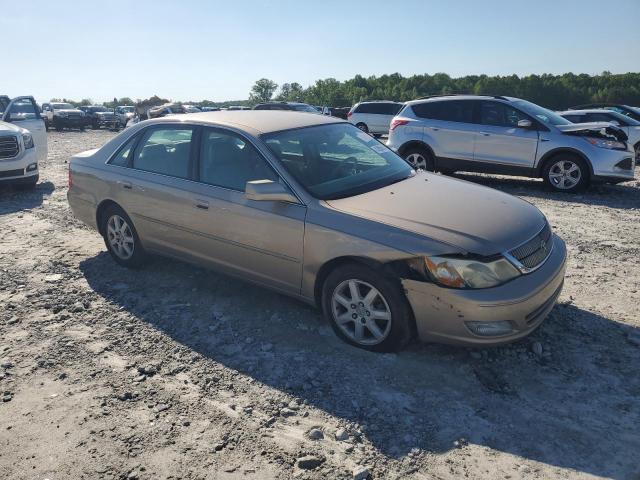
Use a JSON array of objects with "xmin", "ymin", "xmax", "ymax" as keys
[
  {"xmin": 53, "ymin": 116, "xmax": 85, "ymax": 128},
  {"xmin": 403, "ymin": 234, "xmax": 567, "ymax": 346},
  {"xmin": 590, "ymin": 147, "xmax": 635, "ymax": 182},
  {"xmin": 0, "ymin": 148, "xmax": 39, "ymax": 184}
]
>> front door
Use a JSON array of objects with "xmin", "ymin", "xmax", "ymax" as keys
[
  {"xmin": 2, "ymin": 96, "xmax": 48, "ymax": 164},
  {"xmin": 187, "ymin": 127, "xmax": 306, "ymax": 295},
  {"xmin": 472, "ymin": 101, "xmax": 539, "ymax": 168}
]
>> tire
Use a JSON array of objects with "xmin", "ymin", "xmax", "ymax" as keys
[
  {"xmin": 100, "ymin": 205, "xmax": 147, "ymax": 268},
  {"xmin": 634, "ymin": 142, "xmax": 640, "ymax": 165},
  {"xmin": 355, "ymin": 122, "xmax": 369, "ymax": 133},
  {"xmin": 403, "ymin": 146, "xmax": 435, "ymax": 171},
  {"xmin": 80, "ymin": 126, "xmax": 85, "ymax": 132},
  {"xmin": 92, "ymin": 122, "xmax": 98, "ymax": 130},
  {"xmin": 542, "ymin": 155, "xmax": 589, "ymax": 193},
  {"xmin": 321, "ymin": 263, "xmax": 414, "ymax": 352},
  {"xmin": 55, "ymin": 124, "xmax": 63, "ymax": 132}
]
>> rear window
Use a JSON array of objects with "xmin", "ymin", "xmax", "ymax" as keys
[
  {"xmin": 354, "ymin": 102, "xmax": 402, "ymax": 115},
  {"xmin": 412, "ymin": 100, "xmax": 473, "ymax": 123}
]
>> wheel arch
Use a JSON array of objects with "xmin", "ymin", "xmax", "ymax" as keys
[
  {"xmin": 313, "ymin": 255, "xmax": 386, "ymax": 308},
  {"xmin": 95, "ymin": 199, "xmax": 122, "ymax": 236},
  {"xmin": 536, "ymin": 148, "xmax": 594, "ymax": 177},
  {"xmin": 397, "ymin": 140, "xmax": 435, "ymax": 159}
]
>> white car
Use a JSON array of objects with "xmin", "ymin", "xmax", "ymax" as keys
[
  {"xmin": 0, "ymin": 121, "xmax": 39, "ymax": 188},
  {"xmin": 115, "ymin": 106, "xmax": 136, "ymax": 128},
  {"xmin": 347, "ymin": 101, "xmax": 403, "ymax": 135},
  {"xmin": 558, "ymin": 109, "xmax": 640, "ymax": 161},
  {"xmin": 0, "ymin": 95, "xmax": 48, "ymax": 165}
]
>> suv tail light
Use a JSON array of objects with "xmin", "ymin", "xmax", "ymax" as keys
[
  {"xmin": 390, "ymin": 119, "xmax": 409, "ymax": 131},
  {"xmin": 68, "ymin": 167, "xmax": 73, "ymax": 188},
  {"xmin": 347, "ymin": 111, "xmax": 352, "ymax": 118}
]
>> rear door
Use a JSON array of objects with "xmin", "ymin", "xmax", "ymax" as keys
[
  {"xmin": 2, "ymin": 96, "xmax": 48, "ymax": 164},
  {"xmin": 472, "ymin": 101, "xmax": 539, "ymax": 168},
  {"xmin": 413, "ymin": 100, "xmax": 477, "ymax": 161},
  {"xmin": 186, "ymin": 127, "xmax": 306, "ymax": 294}
]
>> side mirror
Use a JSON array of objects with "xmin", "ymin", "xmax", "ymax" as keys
[
  {"xmin": 245, "ymin": 179, "xmax": 298, "ymax": 203},
  {"xmin": 517, "ymin": 119, "xmax": 532, "ymax": 129}
]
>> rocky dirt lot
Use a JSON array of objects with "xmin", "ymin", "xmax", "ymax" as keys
[{"xmin": 0, "ymin": 129, "xmax": 639, "ymax": 480}]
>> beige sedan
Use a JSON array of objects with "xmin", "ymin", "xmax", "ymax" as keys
[{"xmin": 68, "ymin": 111, "xmax": 566, "ymax": 351}]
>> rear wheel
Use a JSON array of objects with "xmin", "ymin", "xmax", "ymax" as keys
[
  {"xmin": 101, "ymin": 205, "xmax": 147, "ymax": 268},
  {"xmin": 355, "ymin": 122, "xmax": 368, "ymax": 133},
  {"xmin": 321, "ymin": 263, "xmax": 414, "ymax": 352},
  {"xmin": 543, "ymin": 155, "xmax": 589, "ymax": 193},
  {"xmin": 634, "ymin": 142, "xmax": 640, "ymax": 164},
  {"xmin": 403, "ymin": 146, "xmax": 435, "ymax": 171}
]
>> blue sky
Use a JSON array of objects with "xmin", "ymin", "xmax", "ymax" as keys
[{"xmin": 2, "ymin": 0, "xmax": 639, "ymax": 103}]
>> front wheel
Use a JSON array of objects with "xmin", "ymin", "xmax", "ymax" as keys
[
  {"xmin": 355, "ymin": 122, "xmax": 369, "ymax": 133},
  {"xmin": 101, "ymin": 205, "xmax": 147, "ymax": 268},
  {"xmin": 321, "ymin": 263, "xmax": 414, "ymax": 352},
  {"xmin": 543, "ymin": 156, "xmax": 589, "ymax": 193}
]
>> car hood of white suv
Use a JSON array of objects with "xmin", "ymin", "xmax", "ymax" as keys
[
  {"xmin": 0, "ymin": 120, "xmax": 24, "ymax": 134},
  {"xmin": 556, "ymin": 122, "xmax": 628, "ymax": 142},
  {"xmin": 326, "ymin": 171, "xmax": 546, "ymax": 256}
]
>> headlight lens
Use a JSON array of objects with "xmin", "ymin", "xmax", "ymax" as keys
[
  {"xmin": 424, "ymin": 255, "xmax": 520, "ymax": 289},
  {"xmin": 22, "ymin": 133, "xmax": 34, "ymax": 149},
  {"xmin": 583, "ymin": 137, "xmax": 626, "ymax": 150}
]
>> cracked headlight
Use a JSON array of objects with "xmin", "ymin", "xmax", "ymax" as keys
[
  {"xmin": 424, "ymin": 255, "xmax": 520, "ymax": 289},
  {"xmin": 583, "ymin": 137, "xmax": 626, "ymax": 150}
]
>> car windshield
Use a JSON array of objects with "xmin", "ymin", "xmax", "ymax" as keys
[
  {"xmin": 606, "ymin": 111, "xmax": 640, "ymax": 126},
  {"xmin": 512, "ymin": 99, "xmax": 572, "ymax": 126},
  {"xmin": 52, "ymin": 103, "xmax": 74, "ymax": 110},
  {"xmin": 291, "ymin": 104, "xmax": 318, "ymax": 113},
  {"xmin": 91, "ymin": 107, "xmax": 108, "ymax": 112},
  {"xmin": 262, "ymin": 123, "xmax": 414, "ymax": 200},
  {"xmin": 121, "ymin": 106, "xmax": 135, "ymax": 112}
]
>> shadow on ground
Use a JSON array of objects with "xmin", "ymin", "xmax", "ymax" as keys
[
  {"xmin": 79, "ymin": 252, "xmax": 640, "ymax": 478},
  {"xmin": 452, "ymin": 172, "xmax": 639, "ymax": 210},
  {"xmin": 0, "ymin": 181, "xmax": 54, "ymax": 215}
]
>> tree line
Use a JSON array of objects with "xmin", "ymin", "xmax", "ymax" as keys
[{"xmin": 52, "ymin": 71, "xmax": 640, "ymax": 111}]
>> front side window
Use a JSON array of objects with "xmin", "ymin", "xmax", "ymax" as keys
[
  {"xmin": 199, "ymin": 129, "xmax": 276, "ymax": 191},
  {"xmin": 132, "ymin": 127, "xmax": 193, "ymax": 179},
  {"xmin": 479, "ymin": 101, "xmax": 529, "ymax": 127},
  {"xmin": 511, "ymin": 99, "xmax": 571, "ymax": 126},
  {"xmin": 562, "ymin": 114, "xmax": 584, "ymax": 123},
  {"xmin": 263, "ymin": 123, "xmax": 413, "ymax": 200}
]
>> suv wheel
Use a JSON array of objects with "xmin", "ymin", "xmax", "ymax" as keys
[
  {"xmin": 321, "ymin": 263, "xmax": 413, "ymax": 352},
  {"xmin": 543, "ymin": 155, "xmax": 589, "ymax": 193},
  {"xmin": 101, "ymin": 205, "xmax": 147, "ymax": 268},
  {"xmin": 403, "ymin": 146, "xmax": 435, "ymax": 171},
  {"xmin": 355, "ymin": 123, "xmax": 368, "ymax": 133}
]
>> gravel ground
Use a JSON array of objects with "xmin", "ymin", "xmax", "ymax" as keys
[{"xmin": 1, "ymin": 129, "xmax": 639, "ymax": 480}]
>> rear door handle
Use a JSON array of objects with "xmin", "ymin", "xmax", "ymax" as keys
[
  {"xmin": 430, "ymin": 127, "xmax": 439, "ymax": 131},
  {"xmin": 117, "ymin": 180, "xmax": 132, "ymax": 190},
  {"xmin": 480, "ymin": 132, "xmax": 491, "ymax": 136},
  {"xmin": 194, "ymin": 199, "xmax": 209, "ymax": 210}
]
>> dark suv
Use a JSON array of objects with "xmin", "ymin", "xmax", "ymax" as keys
[{"xmin": 79, "ymin": 106, "xmax": 118, "ymax": 130}]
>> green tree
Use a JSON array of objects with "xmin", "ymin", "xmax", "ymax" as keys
[{"xmin": 249, "ymin": 78, "xmax": 278, "ymax": 104}]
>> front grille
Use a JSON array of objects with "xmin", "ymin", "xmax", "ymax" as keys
[
  {"xmin": 509, "ymin": 222, "xmax": 553, "ymax": 271},
  {"xmin": 0, "ymin": 135, "xmax": 19, "ymax": 159},
  {"xmin": 0, "ymin": 168, "xmax": 24, "ymax": 178}
]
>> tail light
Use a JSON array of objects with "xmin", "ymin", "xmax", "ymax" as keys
[
  {"xmin": 68, "ymin": 167, "xmax": 73, "ymax": 188},
  {"xmin": 390, "ymin": 119, "xmax": 409, "ymax": 131},
  {"xmin": 347, "ymin": 111, "xmax": 352, "ymax": 118}
]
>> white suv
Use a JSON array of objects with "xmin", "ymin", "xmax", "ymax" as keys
[
  {"xmin": 387, "ymin": 95, "xmax": 635, "ymax": 192},
  {"xmin": 348, "ymin": 101, "xmax": 403, "ymax": 135}
]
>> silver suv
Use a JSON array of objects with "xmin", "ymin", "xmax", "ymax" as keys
[{"xmin": 387, "ymin": 95, "xmax": 635, "ymax": 192}]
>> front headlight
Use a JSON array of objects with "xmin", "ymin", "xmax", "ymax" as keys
[
  {"xmin": 22, "ymin": 133, "xmax": 34, "ymax": 149},
  {"xmin": 583, "ymin": 137, "xmax": 626, "ymax": 150},
  {"xmin": 424, "ymin": 255, "xmax": 520, "ymax": 289}
]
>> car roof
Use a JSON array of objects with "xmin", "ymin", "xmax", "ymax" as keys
[
  {"xmin": 147, "ymin": 110, "xmax": 344, "ymax": 134},
  {"xmin": 357, "ymin": 100, "xmax": 402, "ymax": 104},
  {"xmin": 405, "ymin": 95, "xmax": 517, "ymax": 106}
]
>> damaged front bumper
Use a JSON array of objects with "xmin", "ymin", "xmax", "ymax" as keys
[{"xmin": 403, "ymin": 235, "xmax": 567, "ymax": 346}]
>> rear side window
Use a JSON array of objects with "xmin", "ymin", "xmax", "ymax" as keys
[
  {"xmin": 354, "ymin": 103, "xmax": 401, "ymax": 115},
  {"xmin": 412, "ymin": 100, "xmax": 473, "ymax": 123},
  {"xmin": 562, "ymin": 114, "xmax": 583, "ymax": 123},
  {"xmin": 109, "ymin": 135, "xmax": 138, "ymax": 167},
  {"xmin": 132, "ymin": 127, "xmax": 193, "ymax": 179}
]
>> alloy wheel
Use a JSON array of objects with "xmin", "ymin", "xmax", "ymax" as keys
[
  {"xmin": 331, "ymin": 279, "xmax": 392, "ymax": 346},
  {"xmin": 548, "ymin": 160, "xmax": 581, "ymax": 190},
  {"xmin": 107, "ymin": 214, "xmax": 135, "ymax": 260},
  {"xmin": 406, "ymin": 153, "xmax": 427, "ymax": 170}
]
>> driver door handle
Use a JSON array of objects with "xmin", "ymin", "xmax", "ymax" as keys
[
  {"xmin": 480, "ymin": 132, "xmax": 491, "ymax": 136},
  {"xmin": 194, "ymin": 199, "xmax": 209, "ymax": 210},
  {"xmin": 117, "ymin": 180, "xmax": 132, "ymax": 190}
]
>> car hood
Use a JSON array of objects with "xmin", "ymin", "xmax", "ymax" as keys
[
  {"xmin": 325, "ymin": 172, "xmax": 546, "ymax": 256},
  {"xmin": 556, "ymin": 122, "xmax": 628, "ymax": 142},
  {"xmin": 0, "ymin": 120, "xmax": 23, "ymax": 133}
]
